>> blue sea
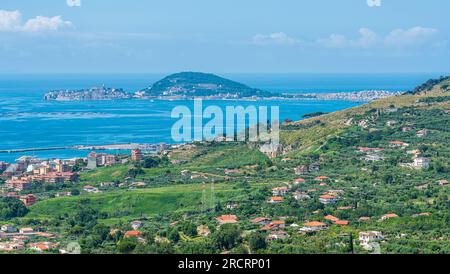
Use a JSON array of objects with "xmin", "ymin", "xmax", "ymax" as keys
[{"xmin": 0, "ymin": 73, "xmax": 440, "ymax": 163}]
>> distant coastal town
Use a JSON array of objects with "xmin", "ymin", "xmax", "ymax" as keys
[{"xmin": 44, "ymin": 85, "xmax": 403, "ymax": 102}]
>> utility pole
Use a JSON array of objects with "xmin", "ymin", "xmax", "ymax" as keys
[{"xmin": 210, "ymin": 181, "xmax": 216, "ymax": 212}]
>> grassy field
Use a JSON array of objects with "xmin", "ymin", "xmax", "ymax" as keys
[
  {"xmin": 80, "ymin": 164, "xmax": 131, "ymax": 183},
  {"xmin": 180, "ymin": 143, "xmax": 269, "ymax": 170},
  {"xmin": 80, "ymin": 143, "xmax": 269, "ymax": 185},
  {"xmin": 27, "ymin": 183, "xmax": 240, "ymax": 221}
]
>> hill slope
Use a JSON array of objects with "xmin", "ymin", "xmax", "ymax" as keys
[
  {"xmin": 281, "ymin": 76, "xmax": 450, "ymax": 152},
  {"xmin": 143, "ymin": 72, "xmax": 274, "ymax": 98}
]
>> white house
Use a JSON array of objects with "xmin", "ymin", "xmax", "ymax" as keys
[
  {"xmin": 319, "ymin": 195, "xmax": 338, "ymax": 205},
  {"xmin": 359, "ymin": 231, "xmax": 384, "ymax": 250},
  {"xmin": 272, "ymin": 187, "xmax": 289, "ymax": 196},
  {"xmin": 293, "ymin": 192, "xmax": 311, "ymax": 201},
  {"xmin": 412, "ymin": 157, "xmax": 430, "ymax": 169},
  {"xmin": 266, "ymin": 230, "xmax": 289, "ymax": 241},
  {"xmin": 362, "ymin": 154, "xmax": 384, "ymax": 162},
  {"xmin": 131, "ymin": 221, "xmax": 143, "ymax": 231},
  {"xmin": 1, "ymin": 225, "xmax": 17, "ymax": 233},
  {"xmin": 83, "ymin": 185, "xmax": 100, "ymax": 193},
  {"xmin": 19, "ymin": 227, "xmax": 34, "ymax": 235}
]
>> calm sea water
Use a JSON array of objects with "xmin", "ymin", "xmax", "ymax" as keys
[{"xmin": 0, "ymin": 73, "xmax": 439, "ymax": 162}]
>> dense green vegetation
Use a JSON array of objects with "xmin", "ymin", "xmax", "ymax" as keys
[
  {"xmin": 0, "ymin": 197, "xmax": 29, "ymax": 221},
  {"xmin": 2, "ymin": 77, "xmax": 449, "ymax": 254},
  {"xmin": 143, "ymin": 72, "xmax": 274, "ymax": 98}
]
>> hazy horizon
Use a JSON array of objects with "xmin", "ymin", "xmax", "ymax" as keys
[{"xmin": 1, "ymin": 0, "xmax": 449, "ymax": 74}]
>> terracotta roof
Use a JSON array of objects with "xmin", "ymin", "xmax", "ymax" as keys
[
  {"xmin": 124, "ymin": 230, "xmax": 143, "ymax": 237},
  {"xmin": 335, "ymin": 220, "xmax": 349, "ymax": 226},
  {"xmin": 250, "ymin": 217, "xmax": 269, "ymax": 224},
  {"xmin": 260, "ymin": 225, "xmax": 273, "ymax": 231},
  {"xmin": 304, "ymin": 221, "xmax": 326, "ymax": 227},
  {"xmin": 270, "ymin": 197, "xmax": 284, "ymax": 202},
  {"xmin": 315, "ymin": 176, "xmax": 330, "ymax": 181},
  {"xmin": 295, "ymin": 178, "xmax": 306, "ymax": 183},
  {"xmin": 271, "ymin": 220, "xmax": 285, "ymax": 225},
  {"xmin": 324, "ymin": 215, "xmax": 339, "ymax": 222},
  {"xmin": 383, "ymin": 213, "xmax": 399, "ymax": 218},
  {"xmin": 320, "ymin": 195, "xmax": 337, "ymax": 199},
  {"xmin": 216, "ymin": 215, "xmax": 238, "ymax": 224},
  {"xmin": 272, "ymin": 187, "xmax": 289, "ymax": 191}
]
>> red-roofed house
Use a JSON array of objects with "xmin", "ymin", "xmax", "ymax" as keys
[
  {"xmin": 250, "ymin": 217, "xmax": 270, "ymax": 225},
  {"xmin": 300, "ymin": 221, "xmax": 327, "ymax": 232},
  {"xmin": 335, "ymin": 220, "xmax": 349, "ymax": 226},
  {"xmin": 319, "ymin": 195, "xmax": 338, "ymax": 204},
  {"xmin": 216, "ymin": 215, "xmax": 238, "ymax": 225},
  {"xmin": 272, "ymin": 187, "xmax": 289, "ymax": 196},
  {"xmin": 324, "ymin": 215, "xmax": 339, "ymax": 222},
  {"xmin": 268, "ymin": 196, "xmax": 284, "ymax": 204},
  {"xmin": 380, "ymin": 213, "xmax": 399, "ymax": 221},
  {"xmin": 124, "ymin": 230, "xmax": 143, "ymax": 238},
  {"xmin": 315, "ymin": 176, "xmax": 330, "ymax": 182}
]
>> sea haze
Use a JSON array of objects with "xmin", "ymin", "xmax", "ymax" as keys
[{"xmin": 0, "ymin": 73, "xmax": 440, "ymax": 162}]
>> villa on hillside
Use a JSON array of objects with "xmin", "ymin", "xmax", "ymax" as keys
[
  {"xmin": 359, "ymin": 231, "xmax": 384, "ymax": 250},
  {"xmin": 216, "ymin": 215, "xmax": 238, "ymax": 225},
  {"xmin": 319, "ymin": 195, "xmax": 338, "ymax": 204},
  {"xmin": 293, "ymin": 192, "xmax": 311, "ymax": 201},
  {"xmin": 300, "ymin": 221, "xmax": 327, "ymax": 232},
  {"xmin": 268, "ymin": 196, "xmax": 284, "ymax": 204},
  {"xmin": 266, "ymin": 230, "xmax": 289, "ymax": 241},
  {"xmin": 380, "ymin": 213, "xmax": 399, "ymax": 221},
  {"xmin": 324, "ymin": 215, "xmax": 339, "ymax": 222},
  {"xmin": 315, "ymin": 176, "xmax": 329, "ymax": 182},
  {"xmin": 362, "ymin": 154, "xmax": 384, "ymax": 162},
  {"xmin": 272, "ymin": 187, "xmax": 289, "ymax": 196},
  {"xmin": 389, "ymin": 141, "xmax": 410, "ymax": 148},
  {"xmin": 250, "ymin": 217, "xmax": 271, "ymax": 226},
  {"xmin": 416, "ymin": 129, "xmax": 430, "ymax": 137},
  {"xmin": 400, "ymin": 156, "xmax": 430, "ymax": 170}
]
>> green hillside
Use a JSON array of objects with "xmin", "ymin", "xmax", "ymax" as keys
[
  {"xmin": 143, "ymin": 72, "xmax": 274, "ymax": 98},
  {"xmin": 8, "ymin": 76, "xmax": 450, "ymax": 254},
  {"xmin": 27, "ymin": 183, "xmax": 239, "ymax": 221}
]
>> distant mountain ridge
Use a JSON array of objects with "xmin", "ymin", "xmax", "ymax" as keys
[{"xmin": 141, "ymin": 72, "xmax": 275, "ymax": 98}]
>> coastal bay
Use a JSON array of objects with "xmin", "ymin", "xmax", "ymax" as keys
[{"xmin": 0, "ymin": 73, "xmax": 435, "ymax": 162}]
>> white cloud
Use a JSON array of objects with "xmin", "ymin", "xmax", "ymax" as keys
[
  {"xmin": 252, "ymin": 32, "xmax": 299, "ymax": 46},
  {"xmin": 384, "ymin": 26, "xmax": 439, "ymax": 48},
  {"xmin": 367, "ymin": 0, "xmax": 382, "ymax": 7},
  {"xmin": 22, "ymin": 16, "xmax": 73, "ymax": 32},
  {"xmin": 0, "ymin": 9, "xmax": 73, "ymax": 32},
  {"xmin": 316, "ymin": 28, "xmax": 378, "ymax": 48},
  {"xmin": 67, "ymin": 0, "xmax": 82, "ymax": 8},
  {"xmin": 0, "ymin": 10, "xmax": 22, "ymax": 31}
]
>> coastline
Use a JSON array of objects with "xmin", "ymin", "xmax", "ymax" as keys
[{"xmin": 45, "ymin": 90, "xmax": 403, "ymax": 103}]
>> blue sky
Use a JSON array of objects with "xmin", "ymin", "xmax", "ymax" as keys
[{"xmin": 0, "ymin": 0, "xmax": 449, "ymax": 73}]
